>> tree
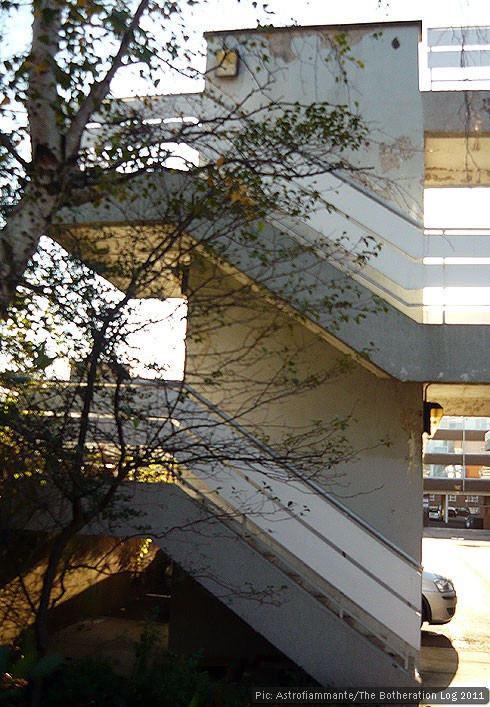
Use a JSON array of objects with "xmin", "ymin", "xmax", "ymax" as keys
[
  {"xmin": 0, "ymin": 2, "xmax": 384, "ymax": 703},
  {"xmin": 0, "ymin": 0, "xmax": 375, "ymax": 315},
  {"xmin": 0, "ymin": 0, "xmax": 203, "ymax": 314}
]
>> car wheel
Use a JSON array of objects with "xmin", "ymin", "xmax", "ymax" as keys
[{"xmin": 421, "ymin": 596, "xmax": 431, "ymax": 625}]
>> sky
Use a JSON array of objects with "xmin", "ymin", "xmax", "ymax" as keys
[
  {"xmin": 4, "ymin": 0, "xmax": 489, "ymax": 96},
  {"xmin": 192, "ymin": 0, "xmax": 490, "ymax": 32},
  {"xmin": 4, "ymin": 0, "xmax": 490, "ymax": 90}
]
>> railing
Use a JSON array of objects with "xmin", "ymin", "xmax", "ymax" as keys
[
  {"xmin": 419, "ymin": 26, "xmax": 490, "ymax": 91},
  {"xmin": 183, "ymin": 383, "xmax": 418, "ymax": 567},
  {"xmin": 422, "ymin": 227, "xmax": 490, "ymax": 323},
  {"xmin": 424, "ymin": 466, "xmax": 490, "ymax": 481},
  {"xmin": 81, "ymin": 91, "xmax": 490, "ymax": 325},
  {"xmin": 272, "ymin": 171, "xmax": 490, "ymax": 324},
  {"xmin": 27, "ymin": 378, "xmax": 422, "ymax": 659},
  {"xmin": 168, "ymin": 383, "xmax": 422, "ymax": 654}
]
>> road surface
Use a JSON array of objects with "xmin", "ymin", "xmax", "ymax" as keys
[{"xmin": 421, "ymin": 530, "xmax": 490, "ymax": 690}]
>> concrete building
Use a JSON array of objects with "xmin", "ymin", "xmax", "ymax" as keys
[
  {"xmin": 52, "ymin": 20, "xmax": 490, "ymax": 687},
  {"xmin": 424, "ymin": 415, "xmax": 490, "ymax": 523}
]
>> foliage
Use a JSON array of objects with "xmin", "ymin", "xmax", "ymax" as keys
[
  {"xmin": 0, "ymin": 642, "xmax": 62, "ymax": 705},
  {"xmin": 130, "ymin": 652, "xmax": 211, "ymax": 707},
  {"xmin": 5, "ymin": 632, "xmax": 316, "ymax": 707},
  {"xmin": 37, "ymin": 659, "xmax": 127, "ymax": 707},
  {"xmin": 0, "ymin": 4, "xmax": 385, "ymax": 704},
  {"xmin": 0, "ymin": 0, "xmax": 375, "ymax": 315},
  {"xmin": 10, "ymin": 652, "xmax": 250, "ymax": 707}
]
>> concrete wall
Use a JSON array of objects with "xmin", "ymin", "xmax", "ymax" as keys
[
  {"xmin": 114, "ymin": 484, "xmax": 419, "ymax": 687},
  {"xmin": 3, "ymin": 479, "xmax": 420, "ymax": 684},
  {"xmin": 186, "ymin": 259, "xmax": 423, "ymax": 561},
  {"xmin": 0, "ymin": 533, "xmax": 153, "ymax": 643},
  {"xmin": 169, "ymin": 574, "xmax": 286, "ymax": 664},
  {"xmin": 61, "ymin": 170, "xmax": 490, "ymax": 383},
  {"xmin": 205, "ymin": 22, "xmax": 424, "ymax": 220}
]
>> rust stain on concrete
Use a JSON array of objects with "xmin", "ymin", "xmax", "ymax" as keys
[{"xmin": 379, "ymin": 136, "xmax": 417, "ymax": 171}]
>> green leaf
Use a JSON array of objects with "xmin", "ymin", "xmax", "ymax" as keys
[{"xmin": 188, "ymin": 692, "xmax": 201, "ymax": 707}]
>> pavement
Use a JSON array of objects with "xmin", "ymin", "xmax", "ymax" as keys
[
  {"xmin": 420, "ymin": 529, "xmax": 490, "ymax": 693},
  {"xmin": 423, "ymin": 526, "xmax": 490, "ymax": 541},
  {"xmin": 420, "ymin": 633, "xmax": 489, "ymax": 690}
]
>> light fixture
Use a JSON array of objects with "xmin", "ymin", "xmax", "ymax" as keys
[
  {"xmin": 214, "ymin": 49, "xmax": 239, "ymax": 77},
  {"xmin": 423, "ymin": 401, "xmax": 444, "ymax": 436}
]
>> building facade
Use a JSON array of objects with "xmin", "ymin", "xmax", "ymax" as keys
[{"xmin": 58, "ymin": 20, "xmax": 490, "ymax": 687}]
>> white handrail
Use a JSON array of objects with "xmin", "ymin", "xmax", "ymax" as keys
[
  {"xmin": 25, "ymin": 378, "xmax": 422, "ymax": 651},
  {"xmin": 182, "ymin": 382, "xmax": 420, "ymax": 569},
  {"xmin": 420, "ymin": 25, "xmax": 490, "ymax": 91},
  {"xmin": 166, "ymin": 384, "xmax": 422, "ymax": 650}
]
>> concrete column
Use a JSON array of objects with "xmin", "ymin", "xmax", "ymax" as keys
[{"xmin": 482, "ymin": 497, "xmax": 490, "ymax": 530}]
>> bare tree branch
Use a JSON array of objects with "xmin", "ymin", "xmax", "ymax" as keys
[{"xmin": 64, "ymin": 0, "xmax": 152, "ymax": 161}]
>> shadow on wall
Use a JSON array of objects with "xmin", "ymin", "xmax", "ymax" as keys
[{"xmin": 0, "ymin": 532, "xmax": 166, "ymax": 644}]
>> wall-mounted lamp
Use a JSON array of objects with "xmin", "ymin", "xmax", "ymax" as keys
[
  {"xmin": 423, "ymin": 401, "xmax": 444, "ymax": 436},
  {"xmin": 214, "ymin": 49, "xmax": 239, "ymax": 77}
]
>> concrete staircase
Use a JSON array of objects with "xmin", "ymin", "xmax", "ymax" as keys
[
  {"xmin": 17, "ymin": 380, "xmax": 422, "ymax": 685},
  {"xmin": 64, "ymin": 380, "xmax": 422, "ymax": 687}
]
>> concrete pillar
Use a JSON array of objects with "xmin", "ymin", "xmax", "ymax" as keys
[
  {"xmin": 441, "ymin": 495, "xmax": 448, "ymax": 524},
  {"xmin": 482, "ymin": 497, "xmax": 490, "ymax": 530}
]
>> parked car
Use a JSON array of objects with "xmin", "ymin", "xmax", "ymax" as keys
[
  {"xmin": 422, "ymin": 570, "xmax": 457, "ymax": 625},
  {"xmin": 428, "ymin": 507, "xmax": 442, "ymax": 522},
  {"xmin": 466, "ymin": 515, "xmax": 484, "ymax": 529}
]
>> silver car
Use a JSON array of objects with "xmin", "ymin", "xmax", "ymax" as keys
[
  {"xmin": 422, "ymin": 570, "xmax": 457, "ymax": 625},
  {"xmin": 428, "ymin": 507, "xmax": 443, "ymax": 522}
]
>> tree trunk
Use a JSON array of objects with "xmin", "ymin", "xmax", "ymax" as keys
[{"xmin": 0, "ymin": 183, "xmax": 58, "ymax": 316}]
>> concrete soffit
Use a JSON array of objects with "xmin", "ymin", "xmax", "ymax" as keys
[{"xmin": 57, "ymin": 172, "xmax": 490, "ymax": 386}]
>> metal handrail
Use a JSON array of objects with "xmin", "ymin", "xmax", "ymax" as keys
[
  {"xmin": 425, "ymin": 227, "xmax": 490, "ymax": 237},
  {"xmin": 39, "ymin": 377, "xmax": 420, "ymax": 569},
  {"xmin": 269, "ymin": 214, "xmax": 425, "ymax": 313},
  {"xmin": 178, "ymin": 471, "xmax": 418, "ymax": 670},
  {"xmin": 29, "ymin": 377, "xmax": 422, "ymax": 652}
]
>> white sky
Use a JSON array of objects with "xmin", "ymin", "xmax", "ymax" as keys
[
  {"xmin": 424, "ymin": 188, "xmax": 490, "ymax": 228},
  {"xmin": 193, "ymin": 0, "xmax": 490, "ymax": 32},
  {"xmin": 5, "ymin": 0, "xmax": 490, "ymax": 88}
]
